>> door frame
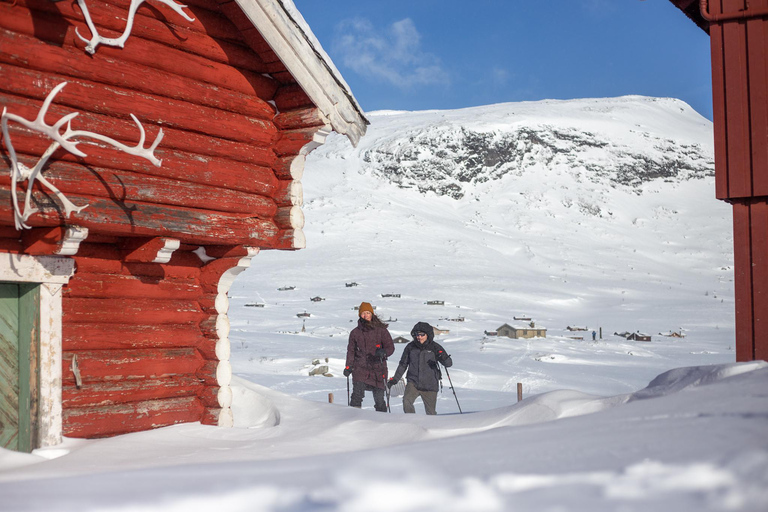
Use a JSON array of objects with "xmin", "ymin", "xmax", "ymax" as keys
[{"xmin": 0, "ymin": 254, "xmax": 74, "ymax": 448}]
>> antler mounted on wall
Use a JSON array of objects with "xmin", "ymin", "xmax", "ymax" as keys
[
  {"xmin": 74, "ymin": 0, "xmax": 195, "ymax": 54},
  {"xmin": 1, "ymin": 82, "xmax": 164, "ymax": 230}
]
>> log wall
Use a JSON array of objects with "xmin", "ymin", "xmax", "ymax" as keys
[{"xmin": 0, "ymin": 0, "xmax": 331, "ymax": 436}]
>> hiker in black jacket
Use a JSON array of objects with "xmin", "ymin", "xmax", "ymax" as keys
[{"xmin": 387, "ymin": 321, "xmax": 452, "ymax": 415}]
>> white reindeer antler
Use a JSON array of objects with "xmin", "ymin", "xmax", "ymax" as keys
[
  {"xmin": 75, "ymin": 0, "xmax": 195, "ymax": 55},
  {"xmin": 1, "ymin": 82, "xmax": 164, "ymax": 230}
]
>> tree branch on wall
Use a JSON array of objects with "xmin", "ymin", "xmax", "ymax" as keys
[
  {"xmin": 1, "ymin": 82, "xmax": 164, "ymax": 230},
  {"xmin": 74, "ymin": 0, "xmax": 195, "ymax": 54}
]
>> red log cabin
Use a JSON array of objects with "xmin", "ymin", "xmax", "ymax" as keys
[
  {"xmin": 0, "ymin": 0, "xmax": 367, "ymax": 452},
  {"xmin": 669, "ymin": 0, "xmax": 768, "ymax": 363}
]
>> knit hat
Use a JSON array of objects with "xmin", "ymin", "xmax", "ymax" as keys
[{"xmin": 358, "ymin": 302, "xmax": 374, "ymax": 317}]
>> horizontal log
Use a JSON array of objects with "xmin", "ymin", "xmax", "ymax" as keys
[
  {"xmin": 196, "ymin": 337, "xmax": 219, "ymax": 361},
  {"xmin": 200, "ymin": 406, "xmax": 223, "ymax": 426},
  {"xmin": 0, "ymin": 188, "xmax": 283, "ymax": 246},
  {"xmin": 274, "ymin": 107, "xmax": 328, "ymax": 131},
  {"xmin": 3, "ymin": 130, "xmax": 278, "ymax": 194},
  {"xmin": 0, "ymin": 6, "xmax": 275, "ymax": 98},
  {"xmin": 63, "ymin": 376, "xmax": 203, "ymax": 407},
  {"xmin": 0, "ymin": 64, "xmax": 277, "ymax": 145},
  {"xmin": 0, "ymin": 26, "xmax": 278, "ymax": 117},
  {"xmin": 275, "ymin": 206, "xmax": 305, "ymax": 230},
  {"xmin": 62, "ymin": 396, "xmax": 204, "ymax": 438},
  {"xmin": 17, "ymin": 0, "xmax": 267, "ymax": 72},
  {"xmin": 273, "ymin": 84, "xmax": 315, "ymax": 112},
  {"xmin": 64, "ymin": 272, "xmax": 201, "ymax": 299},
  {"xmin": 0, "ymin": 92, "xmax": 278, "ymax": 165},
  {"xmin": 63, "ymin": 323, "xmax": 206, "ymax": 351},
  {"xmin": 196, "ymin": 359, "xmax": 229, "ymax": 386},
  {"xmin": 0, "ymin": 239, "xmax": 22, "ymax": 253},
  {"xmin": 198, "ymin": 384, "xmax": 223, "ymax": 408},
  {"xmin": 63, "ymin": 297, "xmax": 207, "ymax": 324},
  {"xmin": 274, "ymin": 155, "xmax": 305, "ymax": 181},
  {"xmin": 0, "ymin": 157, "xmax": 279, "ymax": 217},
  {"xmin": 274, "ymin": 180, "xmax": 303, "ymax": 207},
  {"xmin": 62, "ymin": 348, "xmax": 204, "ymax": 384},
  {"xmin": 70, "ymin": 245, "xmax": 204, "ymax": 277},
  {"xmin": 274, "ymin": 126, "xmax": 329, "ymax": 157}
]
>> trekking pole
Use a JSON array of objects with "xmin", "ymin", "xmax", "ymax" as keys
[
  {"xmin": 346, "ymin": 374, "xmax": 350, "ymax": 406},
  {"xmin": 382, "ymin": 372, "xmax": 391, "ymax": 413},
  {"xmin": 442, "ymin": 363, "xmax": 462, "ymax": 414}
]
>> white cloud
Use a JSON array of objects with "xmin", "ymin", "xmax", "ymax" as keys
[{"xmin": 333, "ymin": 18, "xmax": 449, "ymax": 89}]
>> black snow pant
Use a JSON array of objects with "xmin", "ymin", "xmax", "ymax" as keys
[{"xmin": 350, "ymin": 380, "xmax": 387, "ymax": 412}]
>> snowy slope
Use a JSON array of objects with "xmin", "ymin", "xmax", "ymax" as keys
[{"xmin": 227, "ymin": 95, "xmax": 734, "ymax": 403}]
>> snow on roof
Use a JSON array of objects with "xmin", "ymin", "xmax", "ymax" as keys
[{"xmin": 235, "ymin": 0, "xmax": 368, "ymax": 146}]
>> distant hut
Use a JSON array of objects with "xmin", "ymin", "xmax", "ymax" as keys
[
  {"xmin": 513, "ymin": 315, "xmax": 532, "ymax": 321},
  {"xmin": 345, "ymin": 282, "xmax": 359, "ymax": 287},
  {"xmin": 566, "ymin": 326, "xmax": 589, "ymax": 331},
  {"xmin": 393, "ymin": 336, "xmax": 409, "ymax": 344},
  {"xmin": 310, "ymin": 296, "xmax": 325, "ymax": 302},
  {"xmin": 497, "ymin": 323, "xmax": 547, "ymax": 339},
  {"xmin": 627, "ymin": 332, "xmax": 652, "ymax": 342},
  {"xmin": 433, "ymin": 326, "xmax": 450, "ymax": 336},
  {"xmin": 426, "ymin": 300, "xmax": 444, "ymax": 306}
]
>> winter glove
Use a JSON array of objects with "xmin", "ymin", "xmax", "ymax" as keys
[
  {"xmin": 427, "ymin": 360, "xmax": 437, "ymax": 369},
  {"xmin": 343, "ymin": 367, "xmax": 352, "ymax": 377},
  {"xmin": 374, "ymin": 347, "xmax": 387, "ymax": 359},
  {"xmin": 387, "ymin": 378, "xmax": 397, "ymax": 389},
  {"xmin": 438, "ymin": 351, "xmax": 450, "ymax": 363}
]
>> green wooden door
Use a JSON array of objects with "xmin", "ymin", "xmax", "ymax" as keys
[{"xmin": 0, "ymin": 283, "xmax": 40, "ymax": 452}]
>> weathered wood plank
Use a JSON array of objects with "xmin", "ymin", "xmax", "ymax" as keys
[
  {"xmin": 0, "ymin": 26, "xmax": 278, "ymax": 116},
  {"xmin": 710, "ymin": 19, "xmax": 730, "ymax": 198},
  {"xmin": 70, "ymin": 244, "xmax": 203, "ymax": 277},
  {"xmin": 0, "ymin": 158, "xmax": 279, "ymax": 217},
  {"xmin": 0, "ymin": 92, "xmax": 278, "ymax": 163},
  {"xmin": 61, "ymin": 348, "xmax": 203, "ymax": 384},
  {"xmin": 62, "ymin": 396, "xmax": 204, "ymax": 438},
  {"xmin": 732, "ymin": 200, "xmax": 754, "ymax": 361},
  {"xmin": 63, "ymin": 376, "xmax": 203, "ymax": 408},
  {"xmin": 2, "ymin": 129, "xmax": 278, "ymax": 193},
  {"xmin": 0, "ymin": 5, "xmax": 274, "ymax": 97},
  {"xmin": 0, "ymin": 64, "xmax": 278, "ymax": 144},
  {"xmin": 63, "ymin": 297, "xmax": 207, "ymax": 325},
  {"xmin": 274, "ymin": 107, "xmax": 327, "ymax": 131},
  {"xmin": 0, "ymin": 188, "xmax": 283, "ymax": 246},
  {"xmin": 747, "ymin": 13, "xmax": 768, "ymax": 196},
  {"xmin": 64, "ymin": 273, "xmax": 201, "ymax": 300},
  {"xmin": 63, "ymin": 323, "xmax": 205, "ymax": 351}
]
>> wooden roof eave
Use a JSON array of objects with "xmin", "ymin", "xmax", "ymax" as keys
[
  {"xmin": 668, "ymin": 0, "xmax": 710, "ymax": 34},
  {"xmin": 234, "ymin": 0, "xmax": 369, "ymax": 146}
]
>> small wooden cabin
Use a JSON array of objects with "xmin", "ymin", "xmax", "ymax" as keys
[
  {"xmin": 497, "ymin": 323, "xmax": 547, "ymax": 339},
  {"xmin": 0, "ymin": 0, "xmax": 366, "ymax": 451},
  {"xmin": 432, "ymin": 326, "xmax": 450, "ymax": 336},
  {"xmin": 393, "ymin": 336, "xmax": 409, "ymax": 344}
]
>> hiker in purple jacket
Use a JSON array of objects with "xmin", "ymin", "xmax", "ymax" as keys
[{"xmin": 344, "ymin": 302, "xmax": 395, "ymax": 411}]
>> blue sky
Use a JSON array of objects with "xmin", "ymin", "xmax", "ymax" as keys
[{"xmin": 293, "ymin": 0, "xmax": 714, "ymax": 119}]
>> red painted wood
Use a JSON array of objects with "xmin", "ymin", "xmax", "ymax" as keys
[
  {"xmin": 747, "ymin": 14, "xmax": 768, "ymax": 195},
  {"xmin": 200, "ymin": 406, "xmax": 222, "ymax": 426},
  {"xmin": 750, "ymin": 199, "xmax": 768, "ymax": 361},
  {"xmin": 65, "ymin": 273, "xmax": 201, "ymax": 300},
  {"xmin": 217, "ymin": 0, "xmax": 255, "ymax": 31},
  {"xmin": 63, "ymin": 323, "xmax": 205, "ymax": 351},
  {"xmin": 0, "ymin": 26, "xmax": 278, "ymax": 115},
  {"xmin": 732, "ymin": 200, "xmax": 754, "ymax": 361},
  {"xmin": 239, "ymin": 26, "xmax": 275, "ymax": 55},
  {"xmin": 0, "ymin": 239, "xmax": 23, "ymax": 253},
  {"xmin": 21, "ymin": 226, "xmax": 69, "ymax": 255},
  {"xmin": 71, "ymin": 244, "xmax": 202, "ymax": 277},
  {"xmin": 722, "ymin": 1, "xmax": 753, "ymax": 198},
  {"xmin": 199, "ymin": 257, "xmax": 245, "ymax": 293},
  {"xmin": 196, "ymin": 360, "xmax": 220, "ymax": 386},
  {"xmin": 0, "ymin": 65, "xmax": 277, "ymax": 143},
  {"xmin": 0, "ymin": 92, "xmax": 277, "ymax": 163},
  {"xmin": 64, "ymin": 297, "xmax": 207, "ymax": 324},
  {"xmin": 63, "ymin": 376, "xmax": 203, "ymax": 407},
  {"xmin": 198, "ymin": 385, "xmax": 223, "ymax": 408},
  {"xmin": 274, "ymin": 127, "xmax": 323, "ymax": 156},
  {"xmin": 0, "ymin": 6, "xmax": 274, "ymax": 98},
  {"xmin": 274, "ymin": 107, "xmax": 327, "ymax": 131},
  {"xmin": 710, "ymin": 18, "xmax": 730, "ymax": 199},
  {"xmin": 63, "ymin": 397, "xmax": 204, "ymax": 438},
  {"xmin": 196, "ymin": 337, "xmax": 219, "ymax": 361},
  {"xmin": 61, "ymin": 348, "xmax": 203, "ymax": 384},
  {"xmin": 274, "ymin": 85, "xmax": 315, "ymax": 111},
  {"xmin": 0, "ymin": 189, "xmax": 282, "ymax": 247},
  {"xmin": 26, "ymin": 0, "xmax": 265, "ymax": 72},
  {"xmin": 0, "ymin": 159, "xmax": 279, "ymax": 217}
]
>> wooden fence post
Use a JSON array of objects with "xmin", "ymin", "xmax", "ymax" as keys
[
  {"xmin": 328, "ymin": 393, "xmax": 334, "ymax": 404},
  {"xmin": 517, "ymin": 382, "xmax": 523, "ymax": 402}
]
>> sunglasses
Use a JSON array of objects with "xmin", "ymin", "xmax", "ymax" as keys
[{"xmin": 414, "ymin": 332, "xmax": 427, "ymax": 337}]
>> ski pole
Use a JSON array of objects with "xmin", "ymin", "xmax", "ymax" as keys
[
  {"xmin": 382, "ymin": 372, "xmax": 391, "ymax": 413},
  {"xmin": 442, "ymin": 363, "xmax": 462, "ymax": 414},
  {"xmin": 346, "ymin": 374, "xmax": 350, "ymax": 406}
]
